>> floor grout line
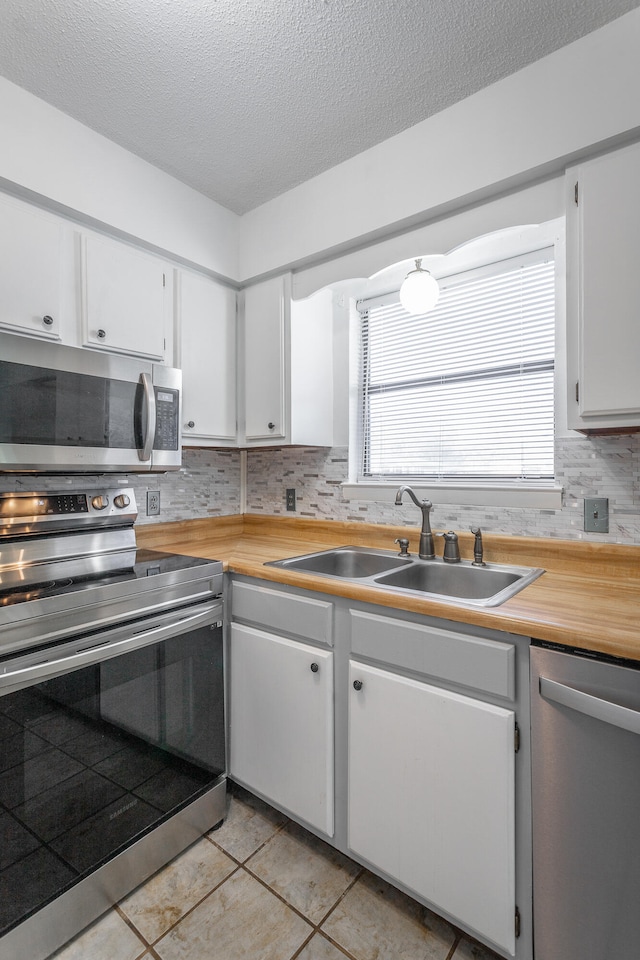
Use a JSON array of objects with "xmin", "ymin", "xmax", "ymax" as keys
[
  {"xmin": 47, "ymin": 787, "xmax": 503, "ymax": 960},
  {"xmin": 313, "ymin": 864, "xmax": 365, "ymax": 929},
  {"xmin": 140, "ymin": 861, "xmax": 244, "ymax": 949},
  {"xmin": 446, "ymin": 935, "xmax": 462, "ymax": 960},
  {"xmin": 114, "ymin": 903, "xmax": 152, "ymax": 955}
]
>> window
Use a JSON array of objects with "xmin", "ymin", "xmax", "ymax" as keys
[{"xmin": 358, "ymin": 250, "xmax": 555, "ymax": 483}]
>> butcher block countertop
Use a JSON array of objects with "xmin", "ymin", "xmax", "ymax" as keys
[{"xmin": 137, "ymin": 514, "xmax": 640, "ymax": 662}]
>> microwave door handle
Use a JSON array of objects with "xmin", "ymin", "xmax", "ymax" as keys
[{"xmin": 139, "ymin": 372, "xmax": 156, "ymax": 461}]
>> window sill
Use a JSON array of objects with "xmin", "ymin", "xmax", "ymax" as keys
[{"xmin": 341, "ymin": 481, "xmax": 564, "ymax": 510}]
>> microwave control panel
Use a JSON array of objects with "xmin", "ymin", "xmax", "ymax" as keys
[{"xmin": 154, "ymin": 388, "xmax": 180, "ymax": 450}]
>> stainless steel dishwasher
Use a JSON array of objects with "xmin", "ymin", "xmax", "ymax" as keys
[{"xmin": 530, "ymin": 642, "xmax": 640, "ymax": 960}]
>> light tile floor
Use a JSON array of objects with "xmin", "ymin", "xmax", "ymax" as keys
[{"xmin": 49, "ymin": 785, "xmax": 503, "ymax": 960}]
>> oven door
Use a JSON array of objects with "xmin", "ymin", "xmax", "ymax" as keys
[{"xmin": 0, "ymin": 599, "xmax": 224, "ymax": 943}]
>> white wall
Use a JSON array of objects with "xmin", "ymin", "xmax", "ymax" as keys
[
  {"xmin": 291, "ymin": 178, "xmax": 564, "ymax": 299},
  {"xmin": 0, "ymin": 77, "xmax": 240, "ymax": 281},
  {"xmin": 239, "ymin": 8, "xmax": 640, "ymax": 281}
]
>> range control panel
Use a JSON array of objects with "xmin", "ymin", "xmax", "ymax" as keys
[{"xmin": 0, "ymin": 489, "xmax": 137, "ymax": 535}]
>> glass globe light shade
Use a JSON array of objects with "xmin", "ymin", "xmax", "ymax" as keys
[{"xmin": 399, "ymin": 260, "xmax": 440, "ymax": 315}]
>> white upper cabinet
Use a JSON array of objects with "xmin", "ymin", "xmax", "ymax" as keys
[
  {"xmin": 0, "ymin": 193, "xmax": 72, "ymax": 342},
  {"xmin": 79, "ymin": 232, "xmax": 169, "ymax": 361},
  {"xmin": 567, "ymin": 141, "xmax": 640, "ymax": 432},
  {"xmin": 178, "ymin": 270, "xmax": 237, "ymax": 445},
  {"xmin": 242, "ymin": 274, "xmax": 334, "ymax": 446}
]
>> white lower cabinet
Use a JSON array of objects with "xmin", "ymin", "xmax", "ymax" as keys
[
  {"xmin": 229, "ymin": 622, "xmax": 334, "ymax": 836},
  {"xmin": 348, "ymin": 660, "xmax": 516, "ymax": 955},
  {"xmin": 229, "ymin": 581, "xmax": 529, "ymax": 958}
]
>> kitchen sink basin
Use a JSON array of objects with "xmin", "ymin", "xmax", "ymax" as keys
[
  {"xmin": 267, "ymin": 546, "xmax": 544, "ymax": 607},
  {"xmin": 267, "ymin": 546, "xmax": 411, "ymax": 579},
  {"xmin": 375, "ymin": 562, "xmax": 533, "ymax": 603}
]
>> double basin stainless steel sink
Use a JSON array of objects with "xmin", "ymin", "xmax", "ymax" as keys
[{"xmin": 267, "ymin": 545, "xmax": 544, "ymax": 607}]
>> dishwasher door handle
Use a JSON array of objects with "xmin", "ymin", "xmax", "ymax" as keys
[{"xmin": 540, "ymin": 676, "xmax": 640, "ymax": 736}]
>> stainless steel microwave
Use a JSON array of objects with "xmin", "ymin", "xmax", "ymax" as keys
[{"xmin": 0, "ymin": 332, "xmax": 182, "ymax": 472}]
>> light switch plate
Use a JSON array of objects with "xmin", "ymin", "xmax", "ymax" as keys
[{"xmin": 584, "ymin": 497, "xmax": 608, "ymax": 533}]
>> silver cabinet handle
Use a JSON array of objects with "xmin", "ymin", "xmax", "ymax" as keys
[
  {"xmin": 540, "ymin": 676, "xmax": 640, "ymax": 735},
  {"xmin": 42, "ymin": 315, "xmax": 54, "ymax": 326},
  {"xmin": 97, "ymin": 328, "xmax": 107, "ymax": 339},
  {"xmin": 139, "ymin": 372, "xmax": 156, "ymax": 462}
]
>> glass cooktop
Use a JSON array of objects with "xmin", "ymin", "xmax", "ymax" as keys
[{"xmin": 0, "ymin": 551, "xmax": 217, "ymax": 608}]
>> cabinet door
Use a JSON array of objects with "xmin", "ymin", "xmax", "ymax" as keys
[
  {"xmin": 230, "ymin": 623, "xmax": 334, "ymax": 836},
  {"xmin": 243, "ymin": 275, "xmax": 286, "ymax": 442},
  {"xmin": 348, "ymin": 661, "xmax": 515, "ymax": 954},
  {"xmin": 568, "ymin": 142, "xmax": 640, "ymax": 428},
  {"xmin": 0, "ymin": 193, "xmax": 66, "ymax": 341},
  {"xmin": 179, "ymin": 271, "xmax": 237, "ymax": 444},
  {"xmin": 80, "ymin": 233, "xmax": 167, "ymax": 360}
]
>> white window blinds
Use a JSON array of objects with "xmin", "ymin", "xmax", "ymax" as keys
[{"xmin": 359, "ymin": 251, "xmax": 555, "ymax": 482}]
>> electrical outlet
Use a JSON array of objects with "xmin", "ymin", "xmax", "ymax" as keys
[
  {"xmin": 146, "ymin": 491, "xmax": 160, "ymax": 516},
  {"xmin": 584, "ymin": 497, "xmax": 608, "ymax": 533},
  {"xmin": 286, "ymin": 488, "xmax": 296, "ymax": 511}
]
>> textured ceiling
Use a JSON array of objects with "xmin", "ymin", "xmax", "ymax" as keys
[{"xmin": 0, "ymin": 0, "xmax": 638, "ymax": 214}]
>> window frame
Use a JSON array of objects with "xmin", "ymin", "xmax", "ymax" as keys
[{"xmin": 343, "ymin": 227, "xmax": 566, "ymax": 509}]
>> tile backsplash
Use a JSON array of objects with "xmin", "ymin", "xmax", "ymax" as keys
[
  {"xmin": 245, "ymin": 435, "xmax": 640, "ymax": 544},
  {"xmin": 0, "ymin": 448, "xmax": 242, "ymax": 524},
  {"xmin": 1, "ymin": 436, "xmax": 639, "ymax": 544}
]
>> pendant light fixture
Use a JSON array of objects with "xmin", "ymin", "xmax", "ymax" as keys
[{"xmin": 399, "ymin": 258, "xmax": 440, "ymax": 315}]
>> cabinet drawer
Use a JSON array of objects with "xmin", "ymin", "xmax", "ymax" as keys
[
  {"xmin": 350, "ymin": 609, "xmax": 515, "ymax": 699},
  {"xmin": 232, "ymin": 581, "xmax": 333, "ymax": 645}
]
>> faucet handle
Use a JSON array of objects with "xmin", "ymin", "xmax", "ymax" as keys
[{"xmin": 394, "ymin": 537, "xmax": 410, "ymax": 557}]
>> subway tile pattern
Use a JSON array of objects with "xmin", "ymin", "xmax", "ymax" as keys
[
  {"xmin": 1, "ymin": 433, "xmax": 639, "ymax": 541},
  {"xmin": 245, "ymin": 435, "xmax": 640, "ymax": 543},
  {"xmin": 48, "ymin": 785, "xmax": 502, "ymax": 960},
  {"xmin": 0, "ymin": 448, "xmax": 242, "ymax": 525}
]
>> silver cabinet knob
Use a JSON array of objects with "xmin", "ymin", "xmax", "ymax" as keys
[
  {"xmin": 268, "ymin": 422, "xmax": 275, "ymax": 430},
  {"xmin": 97, "ymin": 329, "xmax": 107, "ymax": 339},
  {"xmin": 310, "ymin": 662, "xmax": 319, "ymax": 673},
  {"xmin": 42, "ymin": 315, "xmax": 54, "ymax": 326},
  {"xmin": 186, "ymin": 420, "xmax": 195, "ymax": 428},
  {"xmin": 353, "ymin": 680, "xmax": 363, "ymax": 691},
  {"xmin": 91, "ymin": 495, "xmax": 109, "ymax": 510},
  {"xmin": 113, "ymin": 494, "xmax": 130, "ymax": 509}
]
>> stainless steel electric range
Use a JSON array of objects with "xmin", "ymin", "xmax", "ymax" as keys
[{"xmin": 0, "ymin": 489, "xmax": 226, "ymax": 960}]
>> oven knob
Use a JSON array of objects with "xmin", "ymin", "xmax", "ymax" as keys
[
  {"xmin": 91, "ymin": 495, "xmax": 110, "ymax": 510},
  {"xmin": 114, "ymin": 494, "xmax": 131, "ymax": 509}
]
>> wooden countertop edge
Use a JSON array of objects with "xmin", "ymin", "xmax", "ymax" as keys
[{"xmin": 137, "ymin": 514, "xmax": 640, "ymax": 662}]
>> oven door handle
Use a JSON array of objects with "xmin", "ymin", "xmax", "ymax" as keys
[
  {"xmin": 139, "ymin": 372, "xmax": 156, "ymax": 462},
  {"xmin": 0, "ymin": 602, "xmax": 222, "ymax": 694}
]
